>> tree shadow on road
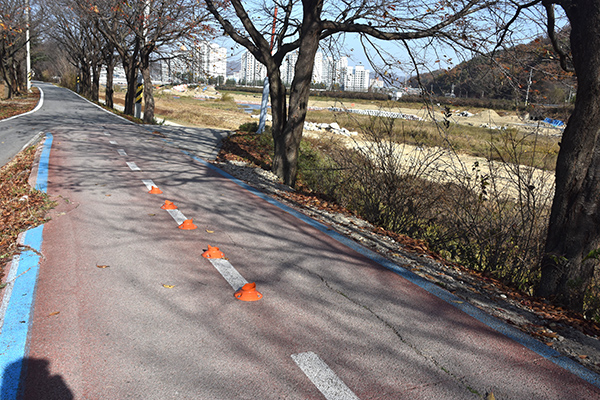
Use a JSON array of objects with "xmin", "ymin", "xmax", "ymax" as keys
[{"xmin": 2, "ymin": 358, "xmax": 73, "ymax": 400}]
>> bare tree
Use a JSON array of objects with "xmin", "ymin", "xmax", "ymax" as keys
[
  {"xmin": 45, "ymin": 0, "xmax": 107, "ymax": 99},
  {"xmin": 89, "ymin": 0, "xmax": 209, "ymax": 120},
  {"xmin": 203, "ymin": 0, "xmax": 496, "ymax": 187},
  {"xmin": 0, "ymin": 0, "xmax": 36, "ymax": 98}
]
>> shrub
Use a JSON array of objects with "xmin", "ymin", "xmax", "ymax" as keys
[
  {"xmin": 238, "ymin": 122, "xmax": 258, "ymax": 132},
  {"xmin": 220, "ymin": 92, "xmax": 235, "ymax": 102}
]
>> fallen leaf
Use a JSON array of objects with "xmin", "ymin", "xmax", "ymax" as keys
[
  {"xmin": 48, "ymin": 311, "xmax": 60, "ymax": 317},
  {"xmin": 162, "ymin": 284, "xmax": 175, "ymax": 289},
  {"xmin": 148, "ymin": 213, "xmax": 156, "ymax": 216},
  {"xmin": 579, "ymin": 355, "xmax": 588, "ymax": 359},
  {"xmin": 105, "ymin": 194, "xmax": 111, "ymax": 197},
  {"xmin": 206, "ymin": 229, "xmax": 214, "ymax": 233},
  {"xmin": 96, "ymin": 264, "xmax": 110, "ymax": 268},
  {"xmin": 452, "ymin": 300, "xmax": 464, "ymax": 304}
]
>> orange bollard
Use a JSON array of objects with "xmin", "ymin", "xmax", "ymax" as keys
[
  {"xmin": 178, "ymin": 219, "xmax": 197, "ymax": 230},
  {"xmin": 202, "ymin": 245, "xmax": 224, "ymax": 259},
  {"xmin": 234, "ymin": 282, "xmax": 262, "ymax": 301},
  {"xmin": 161, "ymin": 200, "xmax": 177, "ymax": 210},
  {"xmin": 148, "ymin": 186, "xmax": 163, "ymax": 194}
]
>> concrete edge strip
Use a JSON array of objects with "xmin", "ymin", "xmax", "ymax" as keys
[
  {"xmin": 0, "ymin": 131, "xmax": 52, "ymax": 397},
  {"xmin": 292, "ymin": 352, "xmax": 360, "ymax": 400},
  {"xmin": 0, "ymin": 85, "xmax": 44, "ymax": 124},
  {"xmin": 180, "ymin": 149, "xmax": 600, "ymax": 389},
  {"xmin": 19, "ymin": 131, "xmax": 44, "ymax": 154}
]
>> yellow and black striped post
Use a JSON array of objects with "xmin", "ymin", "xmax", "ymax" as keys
[
  {"xmin": 135, "ymin": 74, "xmax": 143, "ymax": 119},
  {"xmin": 76, "ymin": 75, "xmax": 80, "ymax": 93},
  {"xmin": 136, "ymin": 83, "xmax": 143, "ymax": 104}
]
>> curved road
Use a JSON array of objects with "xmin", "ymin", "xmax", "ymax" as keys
[{"xmin": 1, "ymin": 83, "xmax": 599, "ymax": 399}]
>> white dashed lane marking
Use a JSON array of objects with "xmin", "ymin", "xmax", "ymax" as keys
[
  {"xmin": 205, "ymin": 258, "xmax": 248, "ymax": 291},
  {"xmin": 126, "ymin": 162, "xmax": 141, "ymax": 171},
  {"xmin": 292, "ymin": 352, "xmax": 360, "ymax": 400},
  {"xmin": 109, "ymin": 140, "xmax": 118, "ymax": 145},
  {"xmin": 117, "ymin": 149, "xmax": 127, "ymax": 156},
  {"xmin": 165, "ymin": 209, "xmax": 187, "ymax": 226},
  {"xmin": 141, "ymin": 179, "xmax": 158, "ymax": 191}
]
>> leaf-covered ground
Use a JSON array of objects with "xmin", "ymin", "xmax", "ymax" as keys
[
  {"xmin": 0, "ymin": 146, "xmax": 56, "ymax": 275},
  {"xmin": 0, "ymin": 87, "xmax": 54, "ymax": 281},
  {"xmin": 0, "ymin": 86, "xmax": 40, "ymax": 120}
]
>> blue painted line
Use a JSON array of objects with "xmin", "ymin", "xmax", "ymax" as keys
[
  {"xmin": 182, "ymin": 149, "xmax": 600, "ymax": 389},
  {"xmin": 0, "ymin": 225, "xmax": 44, "ymax": 399},
  {"xmin": 34, "ymin": 133, "xmax": 53, "ymax": 193},
  {"xmin": 0, "ymin": 131, "xmax": 52, "ymax": 398}
]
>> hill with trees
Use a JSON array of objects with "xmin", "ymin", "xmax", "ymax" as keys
[{"xmin": 416, "ymin": 29, "xmax": 576, "ymax": 106}]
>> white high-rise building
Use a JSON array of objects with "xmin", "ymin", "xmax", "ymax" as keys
[
  {"xmin": 280, "ymin": 51, "xmax": 298, "ymax": 85},
  {"xmin": 241, "ymin": 51, "xmax": 266, "ymax": 84},
  {"xmin": 352, "ymin": 65, "xmax": 370, "ymax": 92},
  {"xmin": 312, "ymin": 52, "xmax": 323, "ymax": 84},
  {"xmin": 239, "ymin": 50, "xmax": 370, "ymax": 91},
  {"xmin": 198, "ymin": 42, "xmax": 227, "ymax": 81}
]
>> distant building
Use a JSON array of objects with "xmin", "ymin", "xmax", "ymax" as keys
[
  {"xmin": 239, "ymin": 50, "xmax": 371, "ymax": 91},
  {"xmin": 198, "ymin": 42, "xmax": 227, "ymax": 82},
  {"xmin": 240, "ymin": 51, "xmax": 266, "ymax": 84},
  {"xmin": 312, "ymin": 52, "xmax": 323, "ymax": 84},
  {"xmin": 280, "ymin": 51, "xmax": 299, "ymax": 85},
  {"xmin": 370, "ymin": 77, "xmax": 385, "ymax": 90}
]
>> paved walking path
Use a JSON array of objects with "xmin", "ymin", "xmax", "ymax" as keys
[{"xmin": 1, "ymin": 83, "xmax": 599, "ymax": 399}]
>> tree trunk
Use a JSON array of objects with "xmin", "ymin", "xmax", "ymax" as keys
[
  {"xmin": 271, "ymin": 2, "xmax": 322, "ymax": 187},
  {"xmin": 91, "ymin": 62, "xmax": 101, "ymax": 102},
  {"xmin": 81, "ymin": 61, "xmax": 92, "ymax": 99},
  {"xmin": 123, "ymin": 39, "xmax": 140, "ymax": 116},
  {"xmin": 536, "ymin": 0, "xmax": 600, "ymax": 311},
  {"xmin": 140, "ymin": 48, "xmax": 155, "ymax": 124},
  {"xmin": 105, "ymin": 62, "xmax": 114, "ymax": 109},
  {"xmin": 1, "ymin": 62, "xmax": 14, "ymax": 99}
]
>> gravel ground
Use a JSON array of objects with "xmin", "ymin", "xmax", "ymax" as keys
[{"xmin": 214, "ymin": 159, "xmax": 600, "ymax": 377}]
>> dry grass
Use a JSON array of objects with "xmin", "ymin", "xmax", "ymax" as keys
[
  {"xmin": 305, "ymin": 108, "xmax": 559, "ymax": 170},
  {"xmin": 110, "ymin": 91, "xmax": 254, "ymax": 130},
  {"xmin": 108, "ymin": 87, "xmax": 558, "ymax": 170}
]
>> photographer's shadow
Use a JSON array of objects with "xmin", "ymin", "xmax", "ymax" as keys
[{"xmin": 2, "ymin": 358, "xmax": 73, "ymax": 400}]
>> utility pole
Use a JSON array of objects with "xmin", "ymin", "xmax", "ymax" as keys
[
  {"xmin": 257, "ymin": 6, "xmax": 278, "ymax": 134},
  {"xmin": 25, "ymin": 0, "xmax": 31, "ymax": 91}
]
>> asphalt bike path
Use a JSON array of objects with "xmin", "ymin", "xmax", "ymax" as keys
[{"xmin": 1, "ymin": 85, "xmax": 599, "ymax": 399}]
